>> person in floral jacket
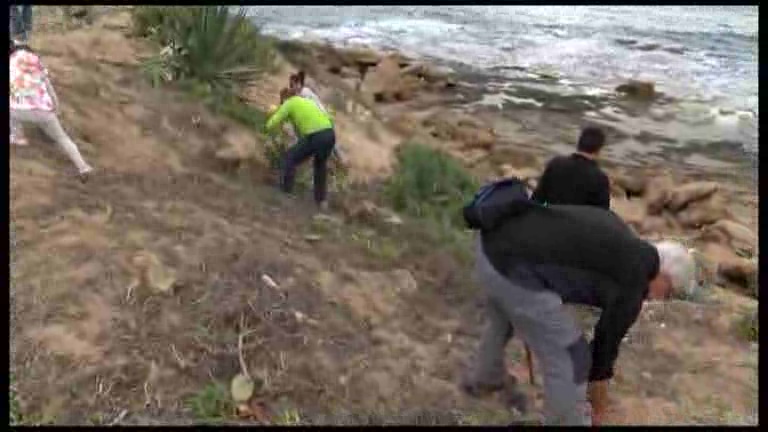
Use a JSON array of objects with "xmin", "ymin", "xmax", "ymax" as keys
[{"xmin": 10, "ymin": 39, "xmax": 93, "ymax": 181}]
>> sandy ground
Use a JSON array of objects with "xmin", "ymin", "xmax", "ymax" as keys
[{"xmin": 10, "ymin": 7, "xmax": 758, "ymax": 425}]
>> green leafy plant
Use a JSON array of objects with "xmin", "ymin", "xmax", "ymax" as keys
[
  {"xmin": 133, "ymin": 6, "xmax": 275, "ymax": 94},
  {"xmin": 734, "ymin": 309, "xmax": 758, "ymax": 342},
  {"xmin": 385, "ymin": 142, "xmax": 479, "ymax": 230},
  {"xmin": 186, "ymin": 382, "xmax": 232, "ymax": 422},
  {"xmin": 132, "ymin": 6, "xmax": 174, "ymax": 38}
]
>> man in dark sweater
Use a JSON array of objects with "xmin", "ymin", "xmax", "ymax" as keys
[
  {"xmin": 462, "ymin": 203, "xmax": 697, "ymax": 425},
  {"xmin": 531, "ymin": 127, "xmax": 611, "ymax": 209}
]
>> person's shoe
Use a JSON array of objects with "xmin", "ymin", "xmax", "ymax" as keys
[
  {"xmin": 77, "ymin": 166, "xmax": 94, "ymax": 184},
  {"xmin": 317, "ymin": 200, "xmax": 330, "ymax": 213},
  {"xmin": 460, "ymin": 375, "xmax": 508, "ymax": 397}
]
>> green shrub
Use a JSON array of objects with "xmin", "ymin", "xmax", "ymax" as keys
[
  {"xmin": 186, "ymin": 382, "xmax": 232, "ymax": 421},
  {"xmin": 734, "ymin": 309, "xmax": 758, "ymax": 343},
  {"xmin": 132, "ymin": 6, "xmax": 173, "ymax": 38},
  {"xmin": 134, "ymin": 6, "xmax": 276, "ymax": 94},
  {"xmin": 385, "ymin": 142, "xmax": 479, "ymax": 230}
]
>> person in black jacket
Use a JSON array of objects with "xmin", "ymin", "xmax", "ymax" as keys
[
  {"xmin": 531, "ymin": 127, "xmax": 611, "ymax": 209},
  {"xmin": 461, "ymin": 203, "xmax": 697, "ymax": 425}
]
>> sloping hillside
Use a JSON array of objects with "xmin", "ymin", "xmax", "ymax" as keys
[{"xmin": 10, "ymin": 8, "xmax": 757, "ymax": 425}]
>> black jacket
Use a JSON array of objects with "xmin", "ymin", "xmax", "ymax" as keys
[
  {"xmin": 481, "ymin": 204, "xmax": 659, "ymax": 382},
  {"xmin": 532, "ymin": 153, "xmax": 610, "ymax": 209}
]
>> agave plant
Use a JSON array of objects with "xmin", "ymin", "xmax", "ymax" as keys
[{"xmin": 152, "ymin": 6, "xmax": 275, "ymax": 93}]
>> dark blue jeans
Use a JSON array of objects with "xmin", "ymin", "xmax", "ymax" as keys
[
  {"xmin": 10, "ymin": 5, "xmax": 32, "ymax": 41},
  {"xmin": 280, "ymin": 128, "xmax": 336, "ymax": 204}
]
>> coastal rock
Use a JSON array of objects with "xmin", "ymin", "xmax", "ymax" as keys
[
  {"xmin": 390, "ymin": 113, "xmax": 422, "ymax": 136},
  {"xmin": 662, "ymin": 45, "xmax": 686, "ymax": 55},
  {"xmin": 667, "ymin": 181, "xmax": 720, "ymax": 212},
  {"xmin": 340, "ymin": 47, "xmax": 381, "ymax": 68},
  {"xmin": 644, "ymin": 175, "xmax": 674, "ymax": 215},
  {"xmin": 636, "ymin": 42, "xmax": 661, "ymax": 51},
  {"xmin": 615, "ymin": 172, "xmax": 647, "ymax": 197},
  {"xmin": 499, "ymin": 165, "xmax": 539, "ymax": 182},
  {"xmin": 700, "ymin": 243, "xmax": 758, "ymax": 292},
  {"xmin": 425, "ymin": 113, "xmax": 495, "ymax": 151},
  {"xmin": 611, "ymin": 198, "xmax": 646, "ymax": 229},
  {"xmin": 616, "ymin": 80, "xmax": 656, "ymax": 100},
  {"xmin": 456, "ymin": 124, "xmax": 495, "ymax": 151},
  {"xmin": 610, "ymin": 181, "xmax": 627, "ymax": 199},
  {"xmin": 639, "ymin": 215, "xmax": 671, "ymax": 236},
  {"xmin": 452, "ymin": 148, "xmax": 489, "ymax": 167},
  {"xmin": 675, "ymin": 192, "xmax": 728, "ymax": 229},
  {"xmin": 360, "ymin": 55, "xmax": 421, "ymax": 103},
  {"xmin": 700, "ymin": 220, "xmax": 757, "ymax": 255},
  {"xmin": 402, "ymin": 63, "xmax": 456, "ymax": 87}
]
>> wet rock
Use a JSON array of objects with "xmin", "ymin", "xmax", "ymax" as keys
[
  {"xmin": 644, "ymin": 175, "xmax": 674, "ymax": 215},
  {"xmin": 666, "ymin": 181, "xmax": 719, "ymax": 212},
  {"xmin": 662, "ymin": 45, "xmax": 686, "ymax": 55},
  {"xmin": 675, "ymin": 192, "xmax": 728, "ymax": 229},
  {"xmin": 616, "ymin": 80, "xmax": 656, "ymax": 100},
  {"xmin": 636, "ymin": 42, "xmax": 661, "ymax": 51},
  {"xmin": 615, "ymin": 38, "xmax": 638, "ymax": 46}
]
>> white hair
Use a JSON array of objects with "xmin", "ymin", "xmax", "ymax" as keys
[{"xmin": 654, "ymin": 240, "xmax": 697, "ymax": 297}]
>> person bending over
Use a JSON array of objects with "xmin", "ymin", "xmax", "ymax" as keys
[
  {"xmin": 532, "ymin": 126, "xmax": 610, "ymax": 209},
  {"xmin": 264, "ymin": 87, "xmax": 336, "ymax": 210},
  {"xmin": 463, "ymin": 198, "xmax": 697, "ymax": 425},
  {"xmin": 289, "ymin": 70, "xmax": 345, "ymax": 165}
]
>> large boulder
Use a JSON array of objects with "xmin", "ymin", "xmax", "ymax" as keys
[
  {"xmin": 700, "ymin": 220, "xmax": 757, "ymax": 256},
  {"xmin": 359, "ymin": 55, "xmax": 422, "ymax": 103},
  {"xmin": 611, "ymin": 198, "xmax": 647, "ymax": 230},
  {"xmin": 675, "ymin": 192, "xmax": 729, "ymax": 229},
  {"xmin": 401, "ymin": 63, "xmax": 456, "ymax": 89},
  {"xmin": 644, "ymin": 175, "xmax": 674, "ymax": 215},
  {"xmin": 700, "ymin": 242, "xmax": 758, "ymax": 293},
  {"xmin": 499, "ymin": 164, "xmax": 539, "ymax": 182},
  {"xmin": 616, "ymin": 80, "xmax": 656, "ymax": 100},
  {"xmin": 614, "ymin": 172, "xmax": 648, "ymax": 197},
  {"xmin": 638, "ymin": 215, "xmax": 671, "ymax": 236},
  {"xmin": 425, "ymin": 113, "xmax": 495, "ymax": 151},
  {"xmin": 666, "ymin": 181, "xmax": 720, "ymax": 212}
]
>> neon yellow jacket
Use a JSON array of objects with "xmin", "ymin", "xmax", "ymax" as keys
[{"xmin": 265, "ymin": 95, "xmax": 333, "ymax": 137}]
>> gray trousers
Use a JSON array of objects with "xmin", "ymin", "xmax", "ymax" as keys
[
  {"xmin": 11, "ymin": 109, "xmax": 93, "ymax": 174},
  {"xmin": 470, "ymin": 237, "xmax": 592, "ymax": 426}
]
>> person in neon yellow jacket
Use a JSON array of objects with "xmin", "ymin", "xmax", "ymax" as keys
[{"xmin": 264, "ymin": 87, "xmax": 336, "ymax": 209}]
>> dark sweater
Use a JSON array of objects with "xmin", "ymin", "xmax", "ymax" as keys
[
  {"xmin": 481, "ymin": 204, "xmax": 659, "ymax": 382},
  {"xmin": 532, "ymin": 153, "xmax": 610, "ymax": 209}
]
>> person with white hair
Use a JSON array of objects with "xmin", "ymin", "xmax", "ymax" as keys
[{"xmin": 460, "ymin": 187, "xmax": 697, "ymax": 426}]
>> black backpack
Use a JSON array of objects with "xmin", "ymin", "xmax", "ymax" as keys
[{"xmin": 463, "ymin": 177, "xmax": 538, "ymax": 231}]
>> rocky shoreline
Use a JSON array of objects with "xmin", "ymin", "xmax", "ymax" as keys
[{"xmin": 265, "ymin": 38, "xmax": 758, "ymax": 298}]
